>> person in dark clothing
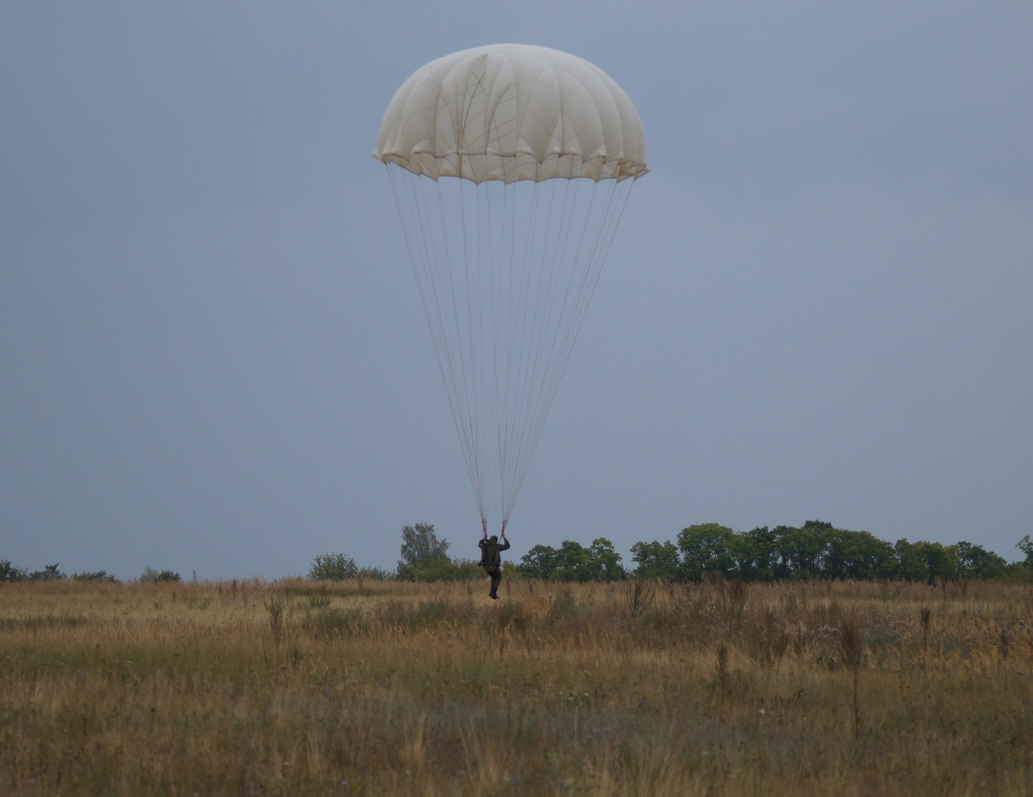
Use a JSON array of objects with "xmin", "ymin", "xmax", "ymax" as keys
[{"xmin": 478, "ymin": 529, "xmax": 511, "ymax": 599}]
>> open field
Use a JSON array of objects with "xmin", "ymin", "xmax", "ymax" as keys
[{"xmin": 2, "ymin": 578, "xmax": 1032, "ymax": 796}]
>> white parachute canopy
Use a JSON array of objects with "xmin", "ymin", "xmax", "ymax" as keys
[{"xmin": 373, "ymin": 44, "xmax": 647, "ymax": 533}]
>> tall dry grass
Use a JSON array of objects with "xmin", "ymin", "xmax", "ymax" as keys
[{"xmin": 1, "ymin": 577, "xmax": 1032, "ymax": 795}]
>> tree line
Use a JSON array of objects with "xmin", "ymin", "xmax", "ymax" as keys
[
  {"xmin": 382, "ymin": 521, "xmax": 1032, "ymax": 585},
  {"xmin": 6, "ymin": 523, "xmax": 1031, "ymax": 585},
  {"xmin": 316, "ymin": 521, "xmax": 1033, "ymax": 585},
  {"xmin": 621, "ymin": 522, "xmax": 1033, "ymax": 584},
  {"xmin": 0, "ymin": 561, "xmax": 181, "ymax": 584}
]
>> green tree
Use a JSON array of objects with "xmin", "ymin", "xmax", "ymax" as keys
[
  {"xmin": 586, "ymin": 538, "xmax": 626, "ymax": 582},
  {"xmin": 552, "ymin": 540, "xmax": 594, "ymax": 582},
  {"xmin": 1, "ymin": 560, "xmax": 27, "ymax": 583},
  {"xmin": 396, "ymin": 523, "xmax": 479, "ymax": 581},
  {"xmin": 892, "ymin": 539, "xmax": 926, "ymax": 582},
  {"xmin": 954, "ymin": 541, "xmax": 1006, "ymax": 580},
  {"xmin": 1017, "ymin": 535, "xmax": 1033, "ymax": 568},
  {"xmin": 730, "ymin": 527, "xmax": 777, "ymax": 583},
  {"xmin": 911, "ymin": 541, "xmax": 956, "ymax": 585},
  {"xmin": 630, "ymin": 540, "xmax": 681, "ymax": 581},
  {"xmin": 28, "ymin": 563, "xmax": 66, "ymax": 581},
  {"xmin": 678, "ymin": 523, "xmax": 735, "ymax": 582},
  {"xmin": 309, "ymin": 553, "xmax": 359, "ymax": 581},
  {"xmin": 769, "ymin": 526, "xmax": 796, "ymax": 580},
  {"xmin": 518, "ymin": 544, "xmax": 561, "ymax": 580},
  {"xmin": 397, "ymin": 522, "xmax": 450, "ymax": 580},
  {"xmin": 822, "ymin": 529, "xmax": 894, "ymax": 581},
  {"xmin": 517, "ymin": 538, "xmax": 624, "ymax": 582},
  {"xmin": 774, "ymin": 523, "xmax": 828, "ymax": 579}
]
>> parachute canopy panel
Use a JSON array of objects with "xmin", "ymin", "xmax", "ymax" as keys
[{"xmin": 373, "ymin": 44, "xmax": 648, "ymax": 183}]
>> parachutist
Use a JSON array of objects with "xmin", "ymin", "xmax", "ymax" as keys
[{"xmin": 478, "ymin": 529, "xmax": 510, "ymax": 600}]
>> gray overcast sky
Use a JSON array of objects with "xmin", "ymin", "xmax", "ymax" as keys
[{"xmin": 2, "ymin": 2, "xmax": 1031, "ymax": 579}]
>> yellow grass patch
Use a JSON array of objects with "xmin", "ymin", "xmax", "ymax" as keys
[{"xmin": 1, "ymin": 578, "xmax": 1031, "ymax": 795}]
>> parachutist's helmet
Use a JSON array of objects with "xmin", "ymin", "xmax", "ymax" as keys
[{"xmin": 490, "ymin": 535, "xmax": 498, "ymax": 543}]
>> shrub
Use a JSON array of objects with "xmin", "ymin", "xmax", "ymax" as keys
[
  {"xmin": 394, "ymin": 522, "xmax": 483, "ymax": 581},
  {"xmin": 73, "ymin": 570, "xmax": 118, "ymax": 583},
  {"xmin": 309, "ymin": 553, "xmax": 359, "ymax": 581},
  {"xmin": 140, "ymin": 567, "xmax": 181, "ymax": 583},
  {"xmin": 398, "ymin": 557, "xmax": 482, "ymax": 582},
  {"xmin": 517, "ymin": 538, "xmax": 626, "ymax": 582},
  {"xmin": 28, "ymin": 564, "xmax": 66, "ymax": 581},
  {"xmin": 1, "ymin": 560, "xmax": 27, "ymax": 583}
]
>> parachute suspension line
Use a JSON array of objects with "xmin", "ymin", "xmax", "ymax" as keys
[
  {"xmin": 498, "ymin": 179, "xmax": 541, "ymax": 518},
  {"xmin": 501, "ymin": 177, "xmax": 566, "ymax": 522},
  {"xmin": 533, "ymin": 177, "xmax": 590, "ymax": 418},
  {"xmin": 500, "ymin": 177, "xmax": 595, "ymax": 522},
  {"xmin": 436, "ymin": 177, "xmax": 491, "ymax": 522},
  {"xmin": 483, "ymin": 178, "xmax": 499, "ymax": 522},
  {"xmin": 388, "ymin": 165, "xmax": 487, "ymax": 524},
  {"xmin": 493, "ymin": 178, "xmax": 515, "ymax": 521},
  {"xmin": 532, "ymin": 178, "xmax": 635, "ymax": 460},
  {"xmin": 388, "ymin": 160, "xmax": 638, "ymax": 531},
  {"xmin": 423, "ymin": 176, "xmax": 482, "ymax": 519},
  {"xmin": 500, "ymin": 177, "xmax": 636, "ymax": 523},
  {"xmin": 488, "ymin": 180, "xmax": 509, "ymax": 522},
  {"xmin": 414, "ymin": 176, "xmax": 468, "ymax": 467},
  {"xmin": 504, "ymin": 178, "xmax": 579, "ymax": 512},
  {"xmin": 455, "ymin": 178, "xmax": 486, "ymax": 521},
  {"xmin": 394, "ymin": 170, "xmax": 464, "ymax": 503},
  {"xmin": 504, "ymin": 178, "xmax": 552, "ymax": 522},
  {"xmin": 476, "ymin": 181, "xmax": 498, "ymax": 526},
  {"xmin": 535, "ymin": 179, "xmax": 632, "ymax": 448},
  {"xmin": 433, "ymin": 179, "xmax": 475, "ymax": 512},
  {"xmin": 387, "ymin": 168, "xmax": 457, "ymax": 455}
]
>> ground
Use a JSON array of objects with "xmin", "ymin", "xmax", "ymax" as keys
[{"xmin": 1, "ymin": 577, "xmax": 1031, "ymax": 795}]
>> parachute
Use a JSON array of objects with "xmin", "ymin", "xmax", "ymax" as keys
[{"xmin": 373, "ymin": 44, "xmax": 647, "ymax": 535}]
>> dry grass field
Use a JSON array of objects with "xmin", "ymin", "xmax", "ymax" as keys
[{"xmin": 2, "ymin": 577, "xmax": 1032, "ymax": 796}]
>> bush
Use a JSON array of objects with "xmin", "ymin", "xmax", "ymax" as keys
[
  {"xmin": 28, "ymin": 564, "xmax": 66, "ymax": 581},
  {"xmin": 73, "ymin": 570, "xmax": 118, "ymax": 583},
  {"xmin": 1, "ymin": 560, "xmax": 27, "ymax": 583},
  {"xmin": 398, "ymin": 557, "xmax": 482, "ymax": 582},
  {"xmin": 394, "ymin": 522, "xmax": 483, "ymax": 581},
  {"xmin": 517, "ymin": 539, "xmax": 625, "ymax": 582},
  {"xmin": 309, "ymin": 553, "xmax": 359, "ymax": 581},
  {"xmin": 140, "ymin": 567, "xmax": 181, "ymax": 583}
]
